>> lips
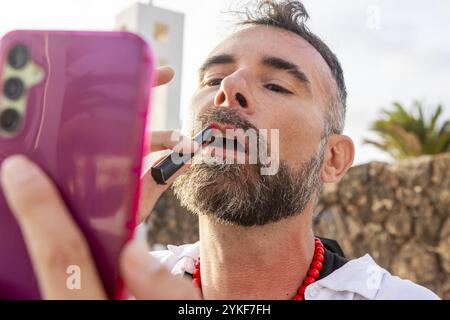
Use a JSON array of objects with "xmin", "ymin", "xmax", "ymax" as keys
[{"xmin": 204, "ymin": 122, "xmax": 249, "ymax": 155}]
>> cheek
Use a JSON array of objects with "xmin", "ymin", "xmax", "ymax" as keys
[
  {"xmin": 190, "ymin": 89, "xmax": 217, "ymax": 116},
  {"xmin": 270, "ymin": 107, "xmax": 324, "ymax": 167}
]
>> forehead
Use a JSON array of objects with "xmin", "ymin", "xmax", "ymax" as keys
[
  {"xmin": 206, "ymin": 25, "xmax": 333, "ymax": 98},
  {"xmin": 212, "ymin": 26, "xmax": 315, "ymax": 57}
]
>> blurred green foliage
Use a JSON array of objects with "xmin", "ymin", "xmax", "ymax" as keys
[{"xmin": 364, "ymin": 101, "xmax": 450, "ymax": 159}]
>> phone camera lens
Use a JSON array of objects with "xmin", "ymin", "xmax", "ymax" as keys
[
  {"xmin": 0, "ymin": 108, "xmax": 21, "ymax": 133},
  {"xmin": 8, "ymin": 45, "xmax": 29, "ymax": 69},
  {"xmin": 3, "ymin": 78, "xmax": 25, "ymax": 100}
]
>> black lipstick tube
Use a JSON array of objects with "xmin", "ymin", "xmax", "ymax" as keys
[{"xmin": 150, "ymin": 126, "xmax": 214, "ymax": 185}]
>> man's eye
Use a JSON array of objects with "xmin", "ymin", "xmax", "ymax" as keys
[
  {"xmin": 265, "ymin": 84, "xmax": 292, "ymax": 94},
  {"xmin": 204, "ymin": 78, "xmax": 222, "ymax": 87}
]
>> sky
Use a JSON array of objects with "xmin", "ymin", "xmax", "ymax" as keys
[{"xmin": 1, "ymin": 0, "xmax": 449, "ymax": 165}]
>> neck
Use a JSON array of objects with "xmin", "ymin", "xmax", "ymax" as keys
[{"xmin": 198, "ymin": 201, "xmax": 316, "ymax": 300}]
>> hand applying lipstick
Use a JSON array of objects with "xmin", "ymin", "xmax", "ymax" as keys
[{"xmin": 151, "ymin": 125, "xmax": 217, "ymax": 185}]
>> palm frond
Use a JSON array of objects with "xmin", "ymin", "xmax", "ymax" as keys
[{"xmin": 364, "ymin": 101, "xmax": 450, "ymax": 159}]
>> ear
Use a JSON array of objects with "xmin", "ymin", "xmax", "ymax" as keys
[{"xmin": 321, "ymin": 134, "xmax": 355, "ymax": 183}]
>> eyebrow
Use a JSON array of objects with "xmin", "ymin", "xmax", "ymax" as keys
[
  {"xmin": 198, "ymin": 53, "xmax": 311, "ymax": 92},
  {"xmin": 198, "ymin": 54, "xmax": 235, "ymax": 80},
  {"xmin": 262, "ymin": 55, "xmax": 311, "ymax": 86}
]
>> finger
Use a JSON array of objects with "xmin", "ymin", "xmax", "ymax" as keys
[
  {"xmin": 137, "ymin": 158, "xmax": 192, "ymax": 224},
  {"xmin": 120, "ymin": 239, "xmax": 200, "ymax": 300},
  {"xmin": 137, "ymin": 132, "xmax": 200, "ymax": 223},
  {"xmin": 154, "ymin": 66, "xmax": 175, "ymax": 87},
  {"xmin": 147, "ymin": 130, "xmax": 200, "ymax": 155},
  {"xmin": 0, "ymin": 155, "xmax": 107, "ymax": 300}
]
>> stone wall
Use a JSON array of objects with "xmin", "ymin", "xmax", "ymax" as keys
[{"xmin": 146, "ymin": 153, "xmax": 450, "ymax": 299}]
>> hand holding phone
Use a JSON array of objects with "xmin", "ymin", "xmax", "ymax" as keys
[
  {"xmin": 0, "ymin": 154, "xmax": 200, "ymax": 300},
  {"xmin": 0, "ymin": 29, "xmax": 199, "ymax": 299}
]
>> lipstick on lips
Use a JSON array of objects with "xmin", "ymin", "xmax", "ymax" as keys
[{"xmin": 151, "ymin": 124, "xmax": 217, "ymax": 185}]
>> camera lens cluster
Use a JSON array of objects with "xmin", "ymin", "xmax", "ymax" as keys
[{"xmin": 1, "ymin": 45, "xmax": 29, "ymax": 133}]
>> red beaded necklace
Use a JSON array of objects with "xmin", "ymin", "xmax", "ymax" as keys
[{"xmin": 192, "ymin": 237, "xmax": 325, "ymax": 300}]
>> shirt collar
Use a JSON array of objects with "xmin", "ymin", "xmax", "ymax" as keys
[
  {"xmin": 312, "ymin": 254, "xmax": 389, "ymax": 300},
  {"xmin": 167, "ymin": 241, "xmax": 200, "ymax": 275}
]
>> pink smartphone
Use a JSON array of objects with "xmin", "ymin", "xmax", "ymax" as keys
[{"xmin": 0, "ymin": 30, "xmax": 154, "ymax": 299}]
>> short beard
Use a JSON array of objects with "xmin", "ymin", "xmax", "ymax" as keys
[{"xmin": 172, "ymin": 109, "xmax": 327, "ymax": 227}]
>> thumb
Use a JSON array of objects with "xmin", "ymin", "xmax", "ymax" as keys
[{"xmin": 120, "ymin": 239, "xmax": 200, "ymax": 300}]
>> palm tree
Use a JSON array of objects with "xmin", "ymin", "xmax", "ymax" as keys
[{"xmin": 364, "ymin": 101, "xmax": 450, "ymax": 159}]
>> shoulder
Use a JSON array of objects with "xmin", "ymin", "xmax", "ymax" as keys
[
  {"xmin": 376, "ymin": 271, "xmax": 440, "ymax": 300},
  {"xmin": 313, "ymin": 254, "xmax": 440, "ymax": 300}
]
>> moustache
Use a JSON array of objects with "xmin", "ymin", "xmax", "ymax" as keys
[{"xmin": 192, "ymin": 107, "xmax": 257, "ymax": 134}]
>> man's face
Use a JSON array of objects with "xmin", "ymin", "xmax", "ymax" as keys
[{"xmin": 172, "ymin": 25, "xmax": 335, "ymax": 226}]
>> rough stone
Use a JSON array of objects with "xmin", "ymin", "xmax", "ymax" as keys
[{"xmin": 391, "ymin": 241, "xmax": 440, "ymax": 285}]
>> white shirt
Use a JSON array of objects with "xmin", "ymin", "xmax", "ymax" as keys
[{"xmin": 150, "ymin": 241, "xmax": 440, "ymax": 300}]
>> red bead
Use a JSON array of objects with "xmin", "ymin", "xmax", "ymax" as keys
[
  {"xmin": 314, "ymin": 253, "xmax": 324, "ymax": 263},
  {"xmin": 315, "ymin": 246, "xmax": 325, "ymax": 256},
  {"xmin": 308, "ymin": 269, "xmax": 320, "ymax": 279},
  {"xmin": 293, "ymin": 294, "xmax": 304, "ymax": 300},
  {"xmin": 297, "ymin": 285, "xmax": 307, "ymax": 295},
  {"xmin": 195, "ymin": 259, "xmax": 200, "ymax": 268},
  {"xmin": 310, "ymin": 260, "xmax": 323, "ymax": 271},
  {"xmin": 314, "ymin": 238, "xmax": 322, "ymax": 244},
  {"xmin": 193, "ymin": 268, "xmax": 201, "ymax": 279},
  {"xmin": 192, "ymin": 278, "xmax": 201, "ymax": 288},
  {"xmin": 303, "ymin": 276, "xmax": 315, "ymax": 286}
]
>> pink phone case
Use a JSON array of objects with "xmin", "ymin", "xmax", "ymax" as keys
[{"xmin": 0, "ymin": 30, "xmax": 154, "ymax": 299}]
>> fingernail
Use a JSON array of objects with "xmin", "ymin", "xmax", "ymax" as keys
[{"xmin": 1, "ymin": 155, "xmax": 39, "ymax": 186}]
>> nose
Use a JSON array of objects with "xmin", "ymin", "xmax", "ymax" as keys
[{"xmin": 213, "ymin": 71, "xmax": 254, "ymax": 115}]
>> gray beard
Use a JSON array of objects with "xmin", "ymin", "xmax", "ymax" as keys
[{"xmin": 171, "ymin": 138, "xmax": 326, "ymax": 227}]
